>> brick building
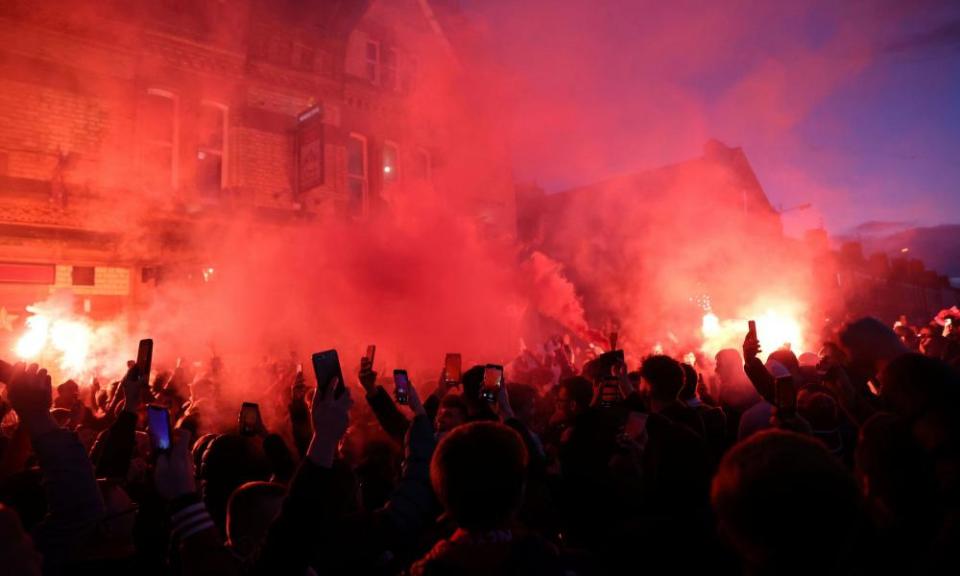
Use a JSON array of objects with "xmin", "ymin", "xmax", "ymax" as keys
[
  {"xmin": 516, "ymin": 140, "xmax": 786, "ymax": 330},
  {"xmin": 0, "ymin": 0, "xmax": 514, "ymax": 350}
]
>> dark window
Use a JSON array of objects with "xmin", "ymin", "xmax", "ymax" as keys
[
  {"xmin": 197, "ymin": 103, "xmax": 226, "ymax": 197},
  {"xmin": 365, "ymin": 40, "xmax": 380, "ymax": 83},
  {"xmin": 72, "ymin": 266, "xmax": 95, "ymax": 286},
  {"xmin": 142, "ymin": 90, "xmax": 177, "ymax": 190}
]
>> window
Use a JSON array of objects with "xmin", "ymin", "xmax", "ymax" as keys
[
  {"xmin": 414, "ymin": 148, "xmax": 432, "ymax": 183},
  {"xmin": 71, "ymin": 266, "xmax": 95, "ymax": 286},
  {"xmin": 347, "ymin": 134, "xmax": 368, "ymax": 215},
  {"xmin": 382, "ymin": 141, "xmax": 398, "ymax": 184},
  {"xmin": 365, "ymin": 40, "xmax": 380, "ymax": 84},
  {"xmin": 197, "ymin": 101, "xmax": 227, "ymax": 197},
  {"xmin": 142, "ymin": 89, "xmax": 178, "ymax": 190},
  {"xmin": 382, "ymin": 48, "xmax": 398, "ymax": 90}
]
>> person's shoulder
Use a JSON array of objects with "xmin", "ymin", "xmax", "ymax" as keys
[{"xmin": 507, "ymin": 532, "xmax": 563, "ymax": 574}]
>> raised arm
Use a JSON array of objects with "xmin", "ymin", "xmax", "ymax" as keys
[{"xmin": 7, "ymin": 362, "xmax": 105, "ymax": 572}]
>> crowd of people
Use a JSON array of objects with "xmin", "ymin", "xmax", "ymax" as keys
[{"xmin": 0, "ymin": 310, "xmax": 958, "ymax": 575}]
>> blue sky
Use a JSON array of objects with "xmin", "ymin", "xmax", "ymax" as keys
[{"xmin": 461, "ymin": 0, "xmax": 960, "ymax": 236}]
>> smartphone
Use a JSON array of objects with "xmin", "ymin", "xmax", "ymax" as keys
[
  {"xmin": 394, "ymin": 369, "xmax": 410, "ymax": 404},
  {"xmin": 137, "ymin": 339, "xmax": 154, "ymax": 386},
  {"xmin": 599, "ymin": 376, "xmax": 621, "ymax": 408},
  {"xmin": 481, "ymin": 364, "xmax": 503, "ymax": 402},
  {"xmin": 775, "ymin": 377, "xmax": 797, "ymax": 416},
  {"xmin": 365, "ymin": 344, "xmax": 376, "ymax": 365},
  {"xmin": 747, "ymin": 320, "xmax": 757, "ymax": 340},
  {"xmin": 444, "ymin": 353, "xmax": 462, "ymax": 385},
  {"xmin": 311, "ymin": 349, "xmax": 344, "ymax": 400},
  {"xmin": 146, "ymin": 404, "xmax": 172, "ymax": 454},
  {"xmin": 239, "ymin": 402, "xmax": 261, "ymax": 436}
]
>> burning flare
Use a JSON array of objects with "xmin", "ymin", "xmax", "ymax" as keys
[
  {"xmin": 701, "ymin": 303, "xmax": 806, "ymax": 359},
  {"xmin": 14, "ymin": 305, "xmax": 97, "ymax": 376}
]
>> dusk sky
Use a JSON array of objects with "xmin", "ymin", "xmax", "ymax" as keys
[{"xmin": 462, "ymin": 0, "xmax": 960, "ymax": 237}]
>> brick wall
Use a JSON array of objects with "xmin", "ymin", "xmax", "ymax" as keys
[{"xmin": 51, "ymin": 264, "xmax": 130, "ymax": 296}]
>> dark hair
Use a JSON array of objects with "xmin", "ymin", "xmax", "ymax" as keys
[
  {"xmin": 506, "ymin": 382, "xmax": 538, "ymax": 421},
  {"xmin": 641, "ymin": 355, "xmax": 684, "ymax": 402},
  {"xmin": 226, "ymin": 481, "xmax": 286, "ymax": 556},
  {"xmin": 879, "ymin": 352, "xmax": 959, "ymax": 420},
  {"xmin": 798, "ymin": 392, "xmax": 838, "ymax": 431},
  {"xmin": 439, "ymin": 393, "xmax": 469, "ymax": 415},
  {"xmin": 679, "ymin": 363, "xmax": 698, "ymax": 400},
  {"xmin": 559, "ymin": 376, "xmax": 594, "ymax": 411},
  {"xmin": 855, "ymin": 413, "xmax": 939, "ymax": 535},
  {"xmin": 430, "ymin": 421, "xmax": 528, "ymax": 532},
  {"xmin": 712, "ymin": 430, "xmax": 865, "ymax": 574},
  {"xmin": 462, "ymin": 365, "xmax": 485, "ymax": 401},
  {"xmin": 57, "ymin": 379, "xmax": 79, "ymax": 395},
  {"xmin": 768, "ymin": 349, "xmax": 801, "ymax": 378},
  {"xmin": 839, "ymin": 317, "xmax": 906, "ymax": 371}
]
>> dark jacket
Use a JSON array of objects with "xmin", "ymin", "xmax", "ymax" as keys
[{"xmin": 411, "ymin": 529, "xmax": 563, "ymax": 576}]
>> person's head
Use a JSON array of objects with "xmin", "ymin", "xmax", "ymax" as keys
[
  {"xmin": 556, "ymin": 376, "xmax": 593, "ymax": 421},
  {"xmin": 855, "ymin": 413, "xmax": 939, "ymax": 533},
  {"xmin": 435, "ymin": 394, "xmax": 469, "ymax": 435},
  {"xmin": 878, "ymin": 352, "xmax": 958, "ymax": 420},
  {"xmin": 199, "ymin": 434, "xmax": 271, "ymax": 530},
  {"xmin": 839, "ymin": 317, "xmax": 908, "ymax": 379},
  {"xmin": 679, "ymin": 363, "xmax": 699, "ymax": 401},
  {"xmin": 461, "ymin": 365, "xmax": 487, "ymax": 410},
  {"xmin": 430, "ymin": 421, "xmax": 528, "ymax": 532},
  {"xmin": 151, "ymin": 371, "xmax": 170, "ymax": 395},
  {"xmin": 640, "ymin": 355, "xmax": 684, "ymax": 404},
  {"xmin": 798, "ymin": 391, "xmax": 838, "ymax": 431},
  {"xmin": 768, "ymin": 348, "xmax": 801, "ymax": 378},
  {"xmin": 54, "ymin": 380, "xmax": 79, "ymax": 408},
  {"xmin": 506, "ymin": 382, "xmax": 538, "ymax": 425},
  {"xmin": 354, "ymin": 437, "xmax": 403, "ymax": 511},
  {"xmin": 712, "ymin": 431, "xmax": 865, "ymax": 575},
  {"xmin": 918, "ymin": 325, "xmax": 944, "ymax": 357},
  {"xmin": 192, "ymin": 433, "xmax": 218, "ymax": 477},
  {"xmin": 226, "ymin": 482, "xmax": 286, "ymax": 558}
]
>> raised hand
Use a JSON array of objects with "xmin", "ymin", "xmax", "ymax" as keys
[
  {"xmin": 434, "ymin": 366, "xmax": 455, "ymax": 400},
  {"xmin": 154, "ymin": 428, "xmax": 196, "ymax": 500},
  {"xmin": 358, "ymin": 358, "xmax": 378, "ymax": 395},
  {"xmin": 495, "ymin": 381, "xmax": 516, "ymax": 420},
  {"xmin": 121, "ymin": 363, "xmax": 142, "ymax": 414},
  {"xmin": 307, "ymin": 377, "xmax": 352, "ymax": 467},
  {"xmin": 743, "ymin": 332, "xmax": 762, "ymax": 361},
  {"xmin": 7, "ymin": 363, "xmax": 52, "ymax": 421},
  {"xmin": 406, "ymin": 378, "xmax": 427, "ymax": 418}
]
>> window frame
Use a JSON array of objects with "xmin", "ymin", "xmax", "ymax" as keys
[
  {"xmin": 365, "ymin": 40, "xmax": 381, "ymax": 85},
  {"xmin": 347, "ymin": 133, "xmax": 369, "ymax": 215},
  {"xmin": 143, "ymin": 88, "xmax": 180, "ymax": 189},
  {"xmin": 416, "ymin": 147, "xmax": 432, "ymax": 184},
  {"xmin": 382, "ymin": 47, "xmax": 399, "ymax": 90},
  {"xmin": 382, "ymin": 140, "xmax": 399, "ymax": 184},
  {"xmin": 197, "ymin": 100, "xmax": 229, "ymax": 194}
]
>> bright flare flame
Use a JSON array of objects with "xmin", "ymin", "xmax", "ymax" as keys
[
  {"xmin": 701, "ymin": 305, "xmax": 806, "ymax": 360},
  {"xmin": 14, "ymin": 306, "xmax": 97, "ymax": 376},
  {"xmin": 14, "ymin": 314, "xmax": 50, "ymax": 359}
]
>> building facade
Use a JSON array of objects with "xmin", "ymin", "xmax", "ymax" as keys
[{"xmin": 0, "ymin": 0, "xmax": 514, "ymax": 350}]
